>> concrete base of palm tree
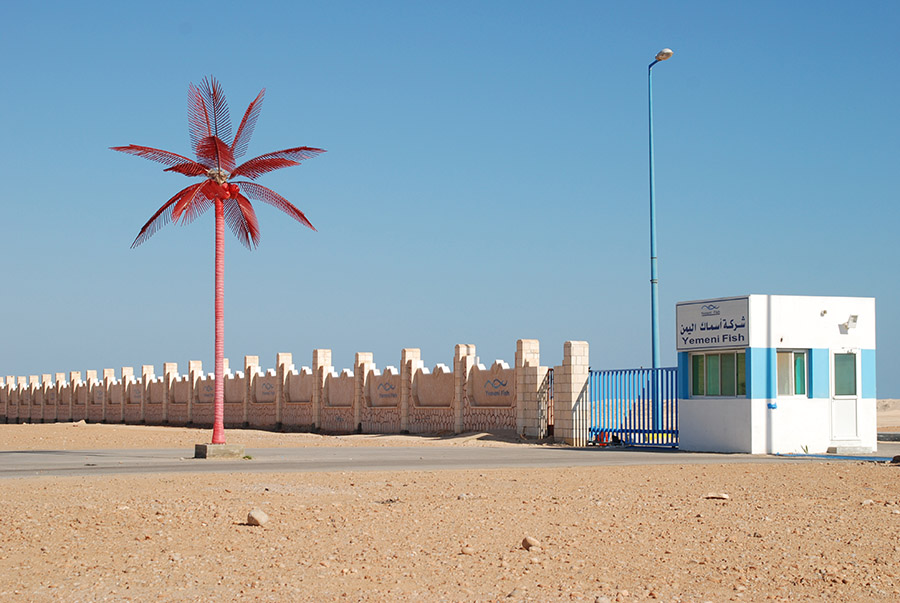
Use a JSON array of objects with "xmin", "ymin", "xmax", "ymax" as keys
[{"xmin": 194, "ymin": 443, "xmax": 246, "ymax": 459}]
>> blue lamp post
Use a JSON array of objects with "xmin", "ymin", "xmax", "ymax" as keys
[
  {"xmin": 649, "ymin": 48, "xmax": 672, "ymax": 435},
  {"xmin": 648, "ymin": 48, "xmax": 673, "ymax": 369}
]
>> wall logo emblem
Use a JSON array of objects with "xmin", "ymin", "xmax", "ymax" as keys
[
  {"xmin": 258, "ymin": 380, "xmax": 277, "ymax": 402},
  {"xmin": 376, "ymin": 382, "xmax": 398, "ymax": 399},
  {"xmin": 199, "ymin": 383, "xmax": 215, "ymax": 403},
  {"xmin": 700, "ymin": 304, "xmax": 721, "ymax": 317},
  {"xmin": 484, "ymin": 379, "xmax": 510, "ymax": 397}
]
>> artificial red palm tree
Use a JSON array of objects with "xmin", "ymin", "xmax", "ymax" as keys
[{"xmin": 112, "ymin": 76, "xmax": 324, "ymax": 445}]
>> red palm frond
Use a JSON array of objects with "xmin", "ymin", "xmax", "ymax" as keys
[
  {"xmin": 232, "ymin": 157, "xmax": 299, "ymax": 179},
  {"xmin": 164, "ymin": 162, "xmax": 209, "ymax": 177},
  {"xmin": 132, "ymin": 182, "xmax": 205, "ymax": 248},
  {"xmin": 231, "ymin": 89, "xmax": 265, "ymax": 161},
  {"xmin": 200, "ymin": 77, "xmax": 232, "ymax": 145},
  {"xmin": 236, "ymin": 181, "xmax": 316, "ymax": 231},
  {"xmin": 188, "ymin": 81, "xmax": 212, "ymax": 155},
  {"xmin": 230, "ymin": 147, "xmax": 325, "ymax": 179},
  {"xmin": 172, "ymin": 181, "xmax": 217, "ymax": 224},
  {"xmin": 111, "ymin": 145, "xmax": 203, "ymax": 170},
  {"xmin": 223, "ymin": 194, "xmax": 261, "ymax": 249},
  {"xmin": 182, "ymin": 193, "xmax": 214, "ymax": 225},
  {"xmin": 197, "ymin": 136, "xmax": 236, "ymax": 172}
]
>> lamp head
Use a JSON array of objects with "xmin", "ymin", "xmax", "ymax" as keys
[{"xmin": 655, "ymin": 48, "xmax": 674, "ymax": 61}]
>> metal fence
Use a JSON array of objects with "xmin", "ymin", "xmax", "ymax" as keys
[
  {"xmin": 587, "ymin": 367, "xmax": 678, "ymax": 448},
  {"xmin": 537, "ymin": 368, "xmax": 554, "ymax": 439}
]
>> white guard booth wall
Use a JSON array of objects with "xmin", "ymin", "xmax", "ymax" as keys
[{"xmin": 676, "ymin": 295, "xmax": 876, "ymax": 454}]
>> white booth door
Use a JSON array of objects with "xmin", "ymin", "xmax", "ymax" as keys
[{"xmin": 831, "ymin": 351, "xmax": 859, "ymax": 441}]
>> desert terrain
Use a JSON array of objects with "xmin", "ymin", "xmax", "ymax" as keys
[{"xmin": 1, "ymin": 414, "xmax": 900, "ymax": 602}]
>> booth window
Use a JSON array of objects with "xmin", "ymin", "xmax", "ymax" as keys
[
  {"xmin": 691, "ymin": 351, "xmax": 746, "ymax": 397},
  {"xmin": 834, "ymin": 352, "xmax": 857, "ymax": 396},
  {"xmin": 776, "ymin": 350, "xmax": 807, "ymax": 397}
]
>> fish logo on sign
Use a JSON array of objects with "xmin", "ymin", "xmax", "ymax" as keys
[{"xmin": 700, "ymin": 304, "xmax": 721, "ymax": 317}]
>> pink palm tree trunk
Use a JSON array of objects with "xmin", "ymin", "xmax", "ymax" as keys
[{"xmin": 212, "ymin": 198, "xmax": 226, "ymax": 444}]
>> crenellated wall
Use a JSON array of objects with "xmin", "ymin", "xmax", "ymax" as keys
[
  {"xmin": 282, "ymin": 353, "xmax": 314, "ymax": 428},
  {"xmin": 1, "ymin": 339, "xmax": 571, "ymax": 438},
  {"xmin": 408, "ymin": 350, "xmax": 455, "ymax": 434},
  {"xmin": 361, "ymin": 358, "xmax": 402, "ymax": 433}
]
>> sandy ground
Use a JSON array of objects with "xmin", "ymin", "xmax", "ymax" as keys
[
  {"xmin": 2, "ymin": 422, "xmax": 900, "ymax": 602},
  {"xmin": 0, "ymin": 422, "xmax": 533, "ymax": 452}
]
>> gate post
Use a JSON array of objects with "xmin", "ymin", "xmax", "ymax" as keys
[
  {"xmin": 515, "ymin": 339, "xmax": 548, "ymax": 437},
  {"xmin": 553, "ymin": 341, "xmax": 590, "ymax": 446}
]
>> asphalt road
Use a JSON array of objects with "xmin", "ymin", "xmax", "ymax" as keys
[{"xmin": 1, "ymin": 443, "xmax": 897, "ymax": 479}]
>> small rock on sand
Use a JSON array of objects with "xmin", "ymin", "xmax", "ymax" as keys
[
  {"xmin": 522, "ymin": 536, "xmax": 540, "ymax": 550},
  {"xmin": 247, "ymin": 509, "xmax": 269, "ymax": 526}
]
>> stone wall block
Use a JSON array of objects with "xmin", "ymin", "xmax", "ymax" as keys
[
  {"xmin": 162, "ymin": 362, "xmax": 178, "ymax": 423},
  {"xmin": 355, "ymin": 353, "xmax": 375, "ymax": 430},
  {"xmin": 400, "ymin": 348, "xmax": 422, "ymax": 432},
  {"xmin": 311, "ymin": 349, "xmax": 333, "ymax": 428},
  {"xmin": 453, "ymin": 344, "xmax": 477, "ymax": 434},
  {"xmin": 243, "ymin": 356, "xmax": 259, "ymax": 424},
  {"xmin": 276, "ymin": 352, "xmax": 292, "ymax": 425}
]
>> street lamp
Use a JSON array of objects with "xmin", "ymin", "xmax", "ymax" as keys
[{"xmin": 648, "ymin": 48, "xmax": 673, "ymax": 369}]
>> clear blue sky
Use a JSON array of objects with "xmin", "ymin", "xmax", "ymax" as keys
[{"xmin": 2, "ymin": 2, "xmax": 898, "ymax": 394}]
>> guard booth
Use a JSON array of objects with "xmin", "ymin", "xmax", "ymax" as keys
[{"xmin": 676, "ymin": 295, "xmax": 876, "ymax": 454}]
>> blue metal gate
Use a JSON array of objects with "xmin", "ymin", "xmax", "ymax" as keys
[
  {"xmin": 588, "ymin": 367, "xmax": 678, "ymax": 448},
  {"xmin": 537, "ymin": 368, "xmax": 554, "ymax": 438}
]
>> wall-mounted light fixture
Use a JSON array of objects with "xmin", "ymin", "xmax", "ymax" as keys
[{"xmin": 841, "ymin": 315, "xmax": 858, "ymax": 330}]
